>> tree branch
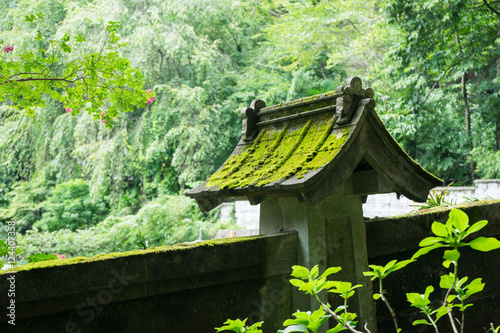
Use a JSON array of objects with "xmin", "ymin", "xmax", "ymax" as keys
[
  {"xmin": 420, "ymin": 52, "xmax": 474, "ymax": 105},
  {"xmin": 320, "ymin": 302, "xmax": 366, "ymax": 333},
  {"xmin": 482, "ymin": 0, "xmax": 500, "ymax": 18},
  {"xmin": 1, "ymin": 76, "xmax": 83, "ymax": 85},
  {"xmin": 346, "ymin": 19, "xmax": 363, "ymax": 35}
]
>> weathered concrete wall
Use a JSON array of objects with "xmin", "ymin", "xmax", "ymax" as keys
[
  {"xmin": 0, "ymin": 233, "xmax": 297, "ymax": 333},
  {"xmin": 227, "ymin": 180, "xmax": 500, "ymax": 224},
  {"xmin": 364, "ymin": 179, "xmax": 500, "ymax": 218},
  {"xmin": 366, "ymin": 200, "xmax": 500, "ymax": 332},
  {"xmin": 2, "ymin": 200, "xmax": 500, "ymax": 333}
]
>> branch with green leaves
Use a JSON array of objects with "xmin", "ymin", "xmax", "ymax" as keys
[
  {"xmin": 0, "ymin": 14, "xmax": 154, "ymax": 127},
  {"xmin": 363, "ymin": 259, "xmax": 414, "ymax": 332},
  {"xmin": 407, "ymin": 209, "xmax": 500, "ymax": 333},
  {"xmin": 282, "ymin": 265, "xmax": 366, "ymax": 333},
  {"xmin": 215, "ymin": 209, "xmax": 500, "ymax": 333},
  {"xmin": 215, "ymin": 318, "xmax": 263, "ymax": 333}
]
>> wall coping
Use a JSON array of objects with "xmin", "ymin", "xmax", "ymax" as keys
[{"xmin": 0, "ymin": 232, "xmax": 298, "ymax": 323}]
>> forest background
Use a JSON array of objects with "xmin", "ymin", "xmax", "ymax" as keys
[{"xmin": 1, "ymin": 0, "xmax": 500, "ymax": 259}]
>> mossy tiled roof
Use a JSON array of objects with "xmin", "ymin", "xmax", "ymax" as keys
[
  {"xmin": 187, "ymin": 77, "xmax": 442, "ymax": 212},
  {"xmin": 206, "ymin": 118, "xmax": 350, "ymax": 189}
]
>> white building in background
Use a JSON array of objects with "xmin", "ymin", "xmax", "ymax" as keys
[{"xmin": 221, "ymin": 179, "xmax": 500, "ymax": 230}]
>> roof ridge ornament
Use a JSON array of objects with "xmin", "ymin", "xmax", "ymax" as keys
[
  {"xmin": 335, "ymin": 76, "xmax": 373, "ymax": 125},
  {"xmin": 241, "ymin": 99, "xmax": 266, "ymax": 142}
]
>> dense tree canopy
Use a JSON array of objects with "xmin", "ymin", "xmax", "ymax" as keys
[{"xmin": 1, "ymin": 0, "xmax": 500, "ymax": 257}]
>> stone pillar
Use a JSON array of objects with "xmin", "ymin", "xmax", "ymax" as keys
[
  {"xmin": 259, "ymin": 187, "xmax": 378, "ymax": 332},
  {"xmin": 320, "ymin": 194, "xmax": 376, "ymax": 332}
]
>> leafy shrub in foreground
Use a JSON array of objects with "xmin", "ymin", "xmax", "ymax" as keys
[{"xmin": 217, "ymin": 209, "xmax": 500, "ymax": 333}]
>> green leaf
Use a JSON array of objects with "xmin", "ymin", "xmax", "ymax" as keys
[
  {"xmin": 464, "ymin": 278, "xmax": 484, "ymax": 298},
  {"xmin": 434, "ymin": 305, "xmax": 448, "ymax": 321},
  {"xmin": 464, "ymin": 220, "xmax": 488, "ymax": 238},
  {"xmin": 320, "ymin": 266, "xmax": 341, "ymax": 279},
  {"xmin": 413, "ymin": 319, "xmax": 432, "ymax": 326},
  {"xmin": 469, "ymin": 237, "xmax": 500, "ymax": 252},
  {"xmin": 298, "ymin": 282, "xmax": 314, "ymax": 294},
  {"xmin": 323, "ymin": 281, "xmax": 339, "ymax": 290},
  {"xmin": 423, "ymin": 285, "xmax": 434, "ymax": 299},
  {"xmin": 419, "ymin": 236, "xmax": 444, "ymax": 247},
  {"xmin": 449, "ymin": 209, "xmax": 469, "ymax": 233},
  {"xmin": 412, "ymin": 243, "xmax": 445, "ymax": 259},
  {"xmin": 440, "ymin": 274, "xmax": 455, "ymax": 289},
  {"xmin": 443, "ymin": 249, "xmax": 460, "ymax": 262},
  {"xmin": 373, "ymin": 293, "xmax": 381, "ymax": 300},
  {"xmin": 215, "ymin": 318, "xmax": 247, "ymax": 332},
  {"xmin": 335, "ymin": 281, "xmax": 353, "ymax": 294},
  {"xmin": 383, "ymin": 259, "xmax": 397, "ymax": 271},
  {"xmin": 326, "ymin": 323, "xmax": 348, "ymax": 333},
  {"xmin": 446, "ymin": 295, "xmax": 457, "ymax": 303},
  {"xmin": 460, "ymin": 303, "xmax": 474, "ymax": 311},
  {"xmin": 27, "ymin": 253, "xmax": 58, "ymax": 263},
  {"xmin": 277, "ymin": 324, "xmax": 309, "ymax": 333},
  {"xmin": 443, "ymin": 260, "xmax": 452, "ymax": 269},
  {"xmin": 310, "ymin": 265, "xmax": 319, "ymax": 279},
  {"xmin": 407, "ymin": 292, "xmax": 430, "ymax": 308},
  {"xmin": 431, "ymin": 221, "xmax": 448, "ymax": 237},
  {"xmin": 290, "ymin": 279, "xmax": 305, "ymax": 288},
  {"xmin": 387, "ymin": 259, "xmax": 415, "ymax": 275},
  {"xmin": 291, "ymin": 265, "xmax": 310, "ymax": 279},
  {"xmin": 283, "ymin": 316, "xmax": 308, "ymax": 327}
]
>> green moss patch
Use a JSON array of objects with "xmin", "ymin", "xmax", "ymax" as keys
[
  {"xmin": 1, "ymin": 236, "xmax": 262, "ymax": 274},
  {"xmin": 205, "ymin": 114, "xmax": 351, "ymax": 190}
]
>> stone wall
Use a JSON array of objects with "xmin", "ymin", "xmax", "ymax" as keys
[
  {"xmin": 2, "ymin": 201, "xmax": 500, "ymax": 333},
  {"xmin": 364, "ymin": 179, "xmax": 500, "ymax": 218},
  {"xmin": 225, "ymin": 180, "xmax": 500, "ymax": 225},
  {"xmin": 0, "ymin": 233, "xmax": 297, "ymax": 333}
]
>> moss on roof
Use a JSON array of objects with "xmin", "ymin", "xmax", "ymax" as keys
[
  {"xmin": 206, "ymin": 115, "xmax": 350, "ymax": 190},
  {"xmin": 1, "ymin": 235, "xmax": 262, "ymax": 274}
]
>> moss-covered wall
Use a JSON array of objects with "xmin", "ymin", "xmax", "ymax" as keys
[
  {"xmin": 366, "ymin": 200, "xmax": 500, "ymax": 332},
  {"xmin": 3, "ymin": 199, "xmax": 500, "ymax": 333},
  {"xmin": 0, "ymin": 232, "xmax": 297, "ymax": 333}
]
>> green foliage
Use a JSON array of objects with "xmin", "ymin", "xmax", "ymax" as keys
[
  {"xmin": 1, "ymin": 0, "xmax": 500, "ymax": 283},
  {"xmin": 380, "ymin": 0, "xmax": 500, "ymax": 183},
  {"xmin": 469, "ymin": 147, "xmax": 500, "ymax": 179},
  {"xmin": 284, "ymin": 265, "xmax": 360, "ymax": 333},
  {"xmin": 364, "ymin": 259, "xmax": 414, "ymax": 285},
  {"xmin": 33, "ymin": 179, "xmax": 108, "ymax": 232},
  {"xmin": 0, "ymin": 179, "xmax": 49, "ymax": 233},
  {"xmin": 16, "ymin": 195, "xmax": 238, "ymax": 258},
  {"xmin": 135, "ymin": 229, "xmax": 148, "ymax": 250},
  {"xmin": 0, "ymin": 3, "xmax": 150, "ymax": 125},
  {"xmin": 26, "ymin": 253, "xmax": 57, "ymax": 263},
  {"xmin": 217, "ymin": 209, "xmax": 499, "ymax": 333},
  {"xmin": 215, "ymin": 318, "xmax": 263, "ymax": 333},
  {"xmin": 413, "ymin": 185, "xmax": 455, "ymax": 210},
  {"xmin": 406, "ymin": 286, "xmax": 445, "ymax": 329},
  {"xmin": 280, "ymin": 309, "xmax": 331, "ymax": 333},
  {"xmin": 413, "ymin": 208, "xmax": 499, "ymax": 259},
  {"xmin": 407, "ymin": 209, "xmax": 500, "ymax": 333}
]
